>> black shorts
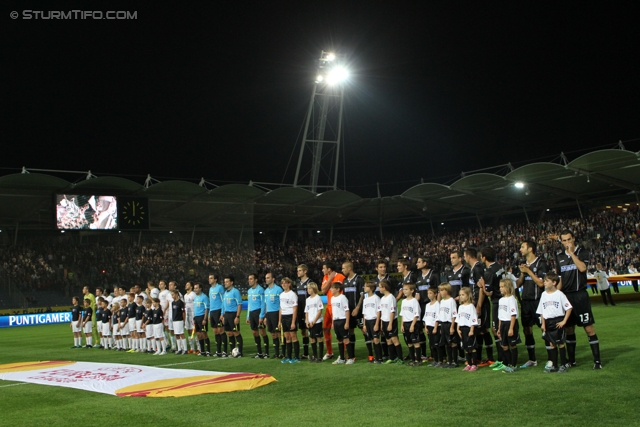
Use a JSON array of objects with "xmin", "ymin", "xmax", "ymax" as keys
[
  {"xmin": 347, "ymin": 312, "xmax": 361, "ymax": 329},
  {"xmin": 499, "ymin": 318, "xmax": 521, "ymax": 347},
  {"xmin": 477, "ymin": 304, "xmax": 490, "ymax": 331},
  {"xmin": 297, "ymin": 310, "xmax": 308, "ymax": 330},
  {"xmin": 194, "ymin": 315, "xmax": 206, "ymax": 333},
  {"xmin": 382, "ymin": 319, "xmax": 399, "ymax": 339},
  {"xmin": 402, "ymin": 321, "xmax": 420, "ymax": 344},
  {"xmin": 521, "ymin": 299, "xmax": 542, "ymax": 328},
  {"xmin": 223, "ymin": 312, "xmax": 238, "ymax": 332},
  {"xmin": 209, "ymin": 309, "xmax": 222, "ymax": 328},
  {"xmin": 308, "ymin": 322, "xmax": 323, "ymax": 339},
  {"xmin": 565, "ymin": 290, "xmax": 595, "ymax": 327},
  {"xmin": 460, "ymin": 326, "xmax": 477, "ymax": 350},
  {"xmin": 439, "ymin": 322, "xmax": 458, "ymax": 345},
  {"xmin": 363, "ymin": 319, "xmax": 380, "ymax": 340},
  {"xmin": 333, "ymin": 319, "xmax": 349, "ymax": 340},
  {"xmin": 249, "ymin": 309, "xmax": 261, "ymax": 331},
  {"xmin": 281, "ymin": 314, "xmax": 298, "ymax": 332},
  {"xmin": 298, "ymin": 313, "xmax": 308, "ymax": 331},
  {"xmin": 542, "ymin": 316, "xmax": 566, "ymax": 345},
  {"xmin": 266, "ymin": 311, "xmax": 279, "ymax": 333},
  {"xmin": 426, "ymin": 325, "xmax": 441, "ymax": 347},
  {"xmin": 491, "ymin": 301, "xmax": 500, "ymax": 331}
]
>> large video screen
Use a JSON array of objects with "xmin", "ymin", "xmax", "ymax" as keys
[{"xmin": 56, "ymin": 195, "xmax": 118, "ymax": 230}]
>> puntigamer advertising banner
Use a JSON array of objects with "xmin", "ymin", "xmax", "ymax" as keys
[{"xmin": 0, "ymin": 312, "xmax": 72, "ymax": 328}]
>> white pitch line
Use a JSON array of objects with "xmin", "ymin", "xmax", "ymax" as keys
[
  {"xmin": 157, "ymin": 359, "xmax": 226, "ymax": 367},
  {"xmin": 0, "ymin": 383, "xmax": 27, "ymax": 389}
]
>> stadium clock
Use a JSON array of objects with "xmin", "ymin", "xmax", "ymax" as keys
[{"xmin": 118, "ymin": 197, "xmax": 149, "ymax": 230}]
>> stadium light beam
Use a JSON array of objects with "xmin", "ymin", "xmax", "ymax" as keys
[{"xmin": 327, "ymin": 67, "xmax": 349, "ymax": 85}]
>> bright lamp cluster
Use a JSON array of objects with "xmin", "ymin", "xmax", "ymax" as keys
[{"xmin": 315, "ymin": 51, "xmax": 348, "ymax": 85}]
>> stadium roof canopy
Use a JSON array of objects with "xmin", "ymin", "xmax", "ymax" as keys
[{"xmin": 1, "ymin": 148, "xmax": 639, "ymax": 232}]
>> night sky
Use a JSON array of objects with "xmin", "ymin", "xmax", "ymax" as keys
[{"xmin": 3, "ymin": 1, "xmax": 639, "ymax": 198}]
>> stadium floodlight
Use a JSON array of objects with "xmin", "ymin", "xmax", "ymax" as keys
[
  {"xmin": 326, "ymin": 66, "xmax": 348, "ymax": 85},
  {"xmin": 514, "ymin": 182, "xmax": 525, "ymax": 189},
  {"xmin": 315, "ymin": 51, "xmax": 348, "ymax": 85},
  {"xmin": 294, "ymin": 49, "xmax": 348, "ymax": 192}
]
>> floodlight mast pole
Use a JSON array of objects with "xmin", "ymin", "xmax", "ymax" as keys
[
  {"xmin": 293, "ymin": 50, "xmax": 346, "ymax": 193},
  {"xmin": 311, "ymin": 94, "xmax": 330, "ymax": 192},
  {"xmin": 293, "ymin": 84, "xmax": 316, "ymax": 188},
  {"xmin": 333, "ymin": 85, "xmax": 345, "ymax": 190}
]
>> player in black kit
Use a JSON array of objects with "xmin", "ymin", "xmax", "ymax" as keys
[
  {"xmin": 480, "ymin": 246, "xmax": 504, "ymax": 365},
  {"xmin": 446, "ymin": 250, "xmax": 470, "ymax": 301},
  {"xmin": 445, "ymin": 250, "xmax": 470, "ymax": 361},
  {"xmin": 396, "ymin": 258, "xmax": 416, "ymax": 301},
  {"xmin": 81, "ymin": 298, "xmax": 93, "ymax": 348},
  {"xmin": 296, "ymin": 265, "xmax": 312, "ymax": 359},
  {"xmin": 556, "ymin": 230, "xmax": 602, "ymax": 370},
  {"xmin": 100, "ymin": 299, "xmax": 112, "ymax": 350},
  {"xmin": 396, "ymin": 258, "xmax": 417, "ymax": 359},
  {"xmin": 464, "ymin": 248, "xmax": 494, "ymax": 365},
  {"xmin": 342, "ymin": 261, "xmax": 365, "ymax": 362},
  {"xmin": 516, "ymin": 240, "xmax": 548, "ymax": 369},
  {"xmin": 71, "ymin": 296, "xmax": 83, "ymax": 348},
  {"xmin": 415, "ymin": 256, "xmax": 440, "ymax": 360},
  {"xmin": 372, "ymin": 260, "xmax": 397, "ymax": 360}
]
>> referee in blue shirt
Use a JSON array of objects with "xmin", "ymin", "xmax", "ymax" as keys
[
  {"xmin": 193, "ymin": 283, "xmax": 211, "ymax": 356},
  {"xmin": 246, "ymin": 273, "xmax": 269, "ymax": 358},
  {"xmin": 223, "ymin": 274, "xmax": 244, "ymax": 357},
  {"xmin": 208, "ymin": 274, "xmax": 227, "ymax": 356}
]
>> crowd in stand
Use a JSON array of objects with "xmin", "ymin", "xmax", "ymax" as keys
[
  {"xmin": 1, "ymin": 207, "xmax": 638, "ymax": 304},
  {"xmin": 397, "ymin": 208, "xmax": 640, "ymax": 276}
]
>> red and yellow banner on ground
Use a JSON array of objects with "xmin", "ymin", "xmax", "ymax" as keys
[{"xmin": 0, "ymin": 361, "xmax": 276, "ymax": 397}]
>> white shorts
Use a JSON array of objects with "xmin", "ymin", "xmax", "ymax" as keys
[
  {"xmin": 153, "ymin": 323, "xmax": 164, "ymax": 339},
  {"xmin": 101, "ymin": 323, "xmax": 111, "ymax": 336},
  {"xmin": 163, "ymin": 317, "xmax": 169, "ymax": 327},
  {"xmin": 136, "ymin": 319, "xmax": 144, "ymax": 333},
  {"xmin": 71, "ymin": 322, "xmax": 82, "ymax": 333},
  {"xmin": 168, "ymin": 316, "xmax": 174, "ymax": 331},
  {"xmin": 172, "ymin": 321, "xmax": 185, "ymax": 335},
  {"xmin": 185, "ymin": 310, "xmax": 194, "ymax": 330},
  {"xmin": 128, "ymin": 319, "xmax": 136, "ymax": 332},
  {"xmin": 113, "ymin": 323, "xmax": 120, "ymax": 336},
  {"xmin": 83, "ymin": 322, "xmax": 92, "ymax": 334},
  {"xmin": 120, "ymin": 323, "xmax": 130, "ymax": 336},
  {"xmin": 145, "ymin": 324, "xmax": 154, "ymax": 337}
]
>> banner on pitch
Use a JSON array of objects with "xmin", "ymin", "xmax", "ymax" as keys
[{"xmin": 0, "ymin": 361, "xmax": 276, "ymax": 397}]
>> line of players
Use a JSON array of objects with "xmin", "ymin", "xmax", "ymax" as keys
[
  {"xmin": 71, "ymin": 280, "xmax": 197, "ymax": 355},
  {"xmin": 231, "ymin": 232, "xmax": 601, "ymax": 370},
  {"xmin": 70, "ymin": 230, "xmax": 602, "ymax": 369}
]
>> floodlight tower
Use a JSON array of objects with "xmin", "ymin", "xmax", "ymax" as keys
[{"xmin": 293, "ymin": 51, "xmax": 348, "ymax": 193}]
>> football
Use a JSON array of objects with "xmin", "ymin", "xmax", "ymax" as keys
[{"xmin": 231, "ymin": 347, "xmax": 240, "ymax": 357}]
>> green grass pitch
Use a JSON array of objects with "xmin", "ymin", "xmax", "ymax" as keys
[{"xmin": 0, "ymin": 292, "xmax": 637, "ymax": 427}]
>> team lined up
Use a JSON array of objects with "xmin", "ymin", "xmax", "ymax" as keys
[{"xmin": 71, "ymin": 229, "xmax": 602, "ymax": 371}]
